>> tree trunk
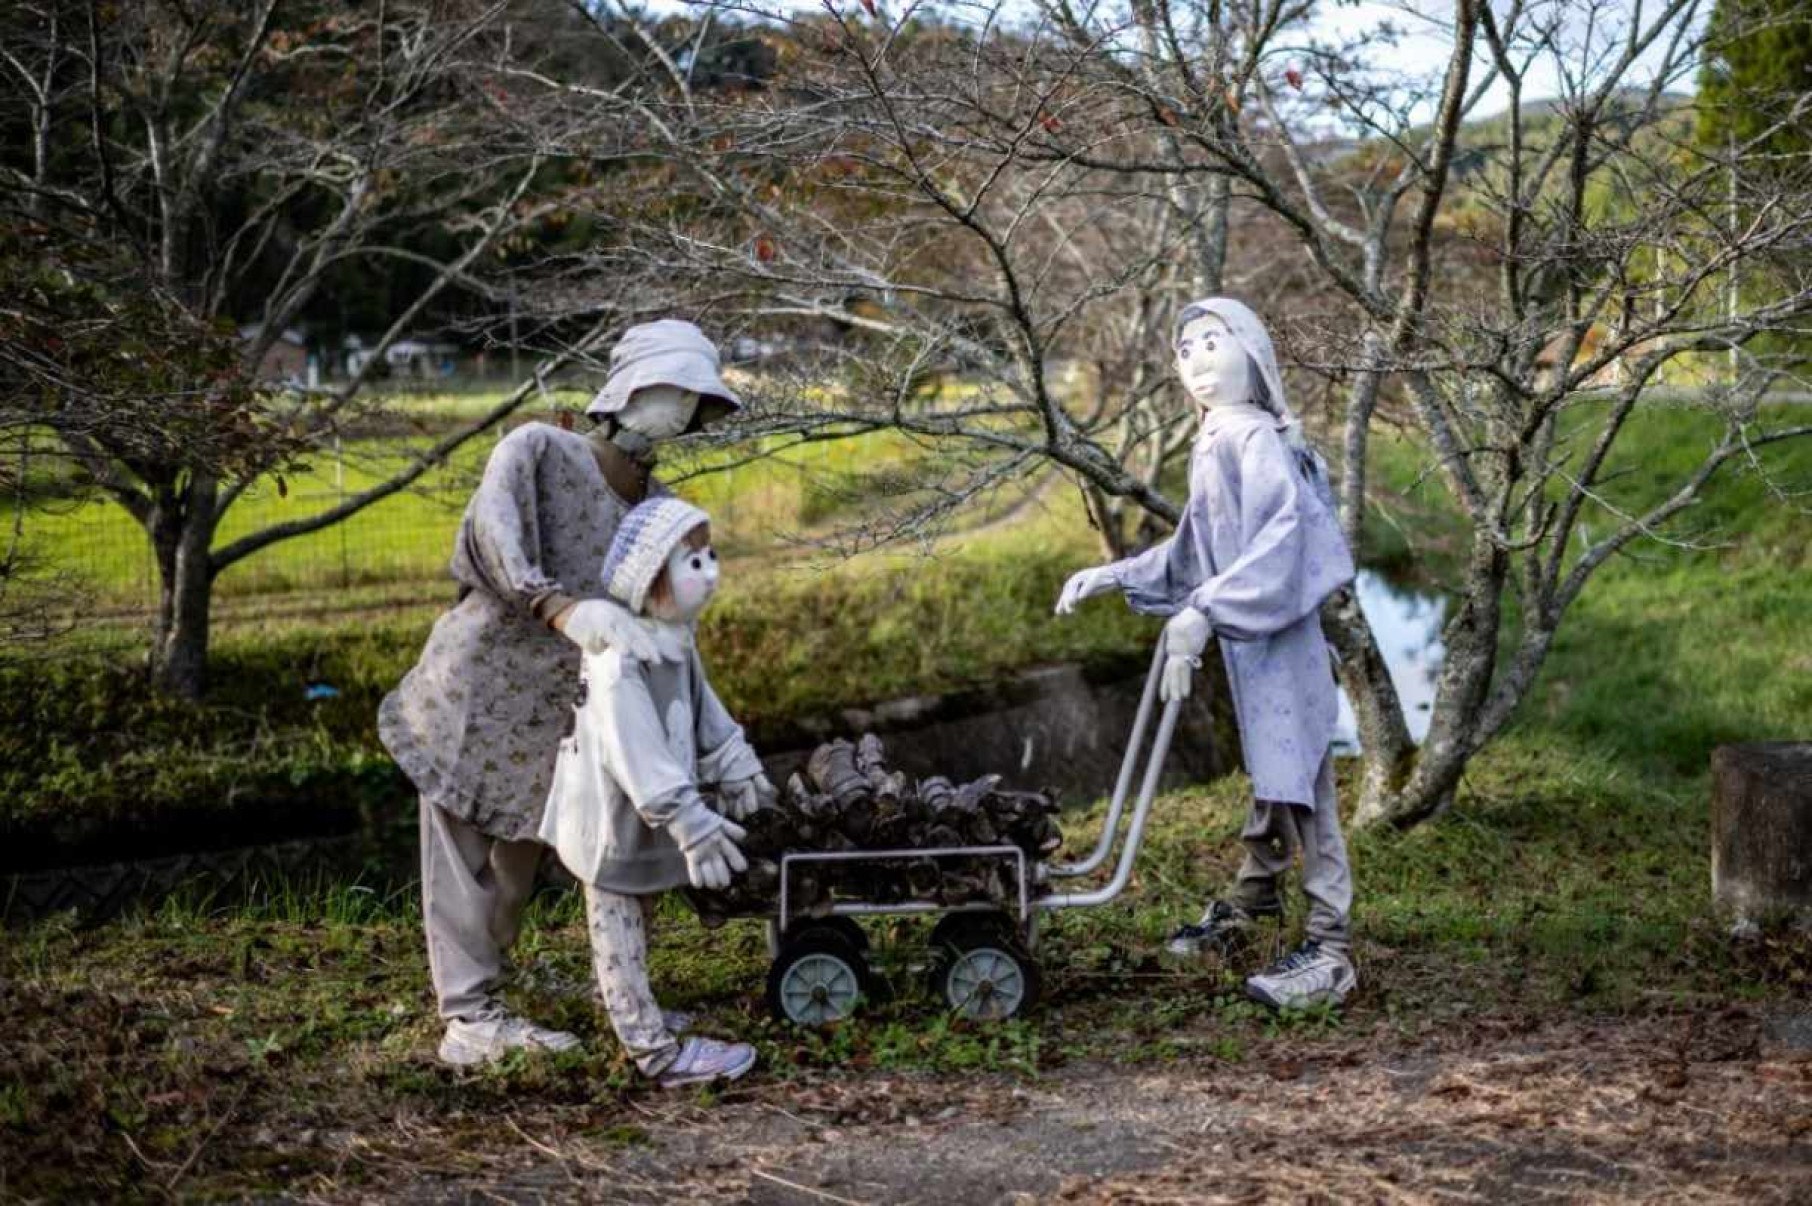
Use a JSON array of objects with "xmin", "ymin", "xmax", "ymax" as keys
[
  {"xmin": 149, "ymin": 476, "xmax": 219, "ymax": 699},
  {"xmin": 1324, "ymin": 586, "xmax": 1416, "ymax": 822},
  {"xmin": 1354, "ymin": 537, "xmax": 1507, "ymax": 830},
  {"xmin": 1081, "ymin": 483, "xmax": 1131, "ymax": 562},
  {"xmin": 1711, "ymin": 742, "xmax": 1812, "ymax": 931}
]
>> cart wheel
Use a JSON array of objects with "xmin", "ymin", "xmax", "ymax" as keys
[
  {"xmin": 929, "ymin": 916, "xmax": 1041, "ymax": 1022},
  {"xmin": 766, "ymin": 925, "xmax": 877, "ymax": 1026}
]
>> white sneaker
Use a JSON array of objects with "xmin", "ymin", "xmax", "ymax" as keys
[
  {"xmin": 1245, "ymin": 942, "xmax": 1357, "ymax": 1010},
  {"xmin": 656, "ymin": 1036, "xmax": 757, "ymax": 1089},
  {"xmin": 438, "ymin": 1010, "xmax": 582, "ymax": 1067}
]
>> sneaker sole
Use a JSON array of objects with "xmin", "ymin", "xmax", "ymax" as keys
[
  {"xmin": 658, "ymin": 1047, "xmax": 757, "ymax": 1089},
  {"xmin": 1245, "ymin": 974, "xmax": 1357, "ymax": 1012},
  {"xmin": 438, "ymin": 1034, "xmax": 581, "ymax": 1068}
]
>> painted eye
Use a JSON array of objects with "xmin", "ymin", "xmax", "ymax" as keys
[
  {"xmin": 706, "ymin": 549, "xmax": 718, "ymax": 562},
  {"xmin": 690, "ymin": 556, "xmax": 703, "ymax": 570},
  {"xmin": 1178, "ymin": 345, "xmax": 1191, "ymax": 359}
]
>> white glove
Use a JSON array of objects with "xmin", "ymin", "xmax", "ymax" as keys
[
  {"xmin": 680, "ymin": 818, "xmax": 749, "ymax": 891},
  {"xmin": 1054, "ymin": 565, "xmax": 1118, "ymax": 616},
  {"xmin": 718, "ymin": 773, "xmax": 776, "ymax": 821},
  {"xmin": 559, "ymin": 598, "xmax": 661, "ymax": 661},
  {"xmin": 1159, "ymin": 608, "xmax": 1212, "ymax": 703}
]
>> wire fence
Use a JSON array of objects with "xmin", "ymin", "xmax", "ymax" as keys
[
  {"xmin": 24, "ymin": 418, "xmax": 844, "ymax": 624},
  {"xmin": 29, "ymin": 438, "xmax": 489, "ymax": 621}
]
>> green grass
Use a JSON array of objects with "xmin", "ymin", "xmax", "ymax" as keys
[
  {"xmin": 3, "ymin": 396, "xmax": 1809, "ymax": 1198},
  {"xmin": 22, "ymin": 407, "xmax": 973, "ymax": 606}
]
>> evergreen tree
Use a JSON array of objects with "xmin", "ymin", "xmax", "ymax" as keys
[{"xmin": 1697, "ymin": 0, "xmax": 1812, "ymax": 160}]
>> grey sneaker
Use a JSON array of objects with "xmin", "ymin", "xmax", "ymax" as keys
[
  {"xmin": 1245, "ymin": 942, "xmax": 1356, "ymax": 1010},
  {"xmin": 438, "ymin": 1010, "xmax": 582, "ymax": 1067},
  {"xmin": 1164, "ymin": 898, "xmax": 1281, "ymax": 957},
  {"xmin": 657, "ymin": 1036, "xmax": 757, "ymax": 1089}
]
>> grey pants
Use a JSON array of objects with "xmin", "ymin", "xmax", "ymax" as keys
[
  {"xmin": 584, "ymin": 886, "xmax": 681, "ymax": 1076},
  {"xmin": 1227, "ymin": 754, "xmax": 1353, "ymax": 950},
  {"xmin": 420, "ymin": 799, "xmax": 543, "ymax": 1021}
]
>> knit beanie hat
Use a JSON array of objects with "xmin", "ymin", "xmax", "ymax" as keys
[{"xmin": 601, "ymin": 497, "xmax": 712, "ymax": 615}]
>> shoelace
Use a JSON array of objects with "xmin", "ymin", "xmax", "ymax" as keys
[
  {"xmin": 1182, "ymin": 902, "xmax": 1239, "ymax": 934},
  {"xmin": 1270, "ymin": 944, "xmax": 1323, "ymax": 975}
]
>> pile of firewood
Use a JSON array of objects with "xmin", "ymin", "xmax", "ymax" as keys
[{"xmin": 687, "ymin": 733, "xmax": 1063, "ymax": 924}]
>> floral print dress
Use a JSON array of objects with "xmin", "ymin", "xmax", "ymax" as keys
[{"xmin": 379, "ymin": 423, "xmax": 654, "ymax": 840}]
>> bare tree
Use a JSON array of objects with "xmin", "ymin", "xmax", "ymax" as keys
[
  {"xmin": 630, "ymin": 0, "xmax": 1811, "ymax": 830},
  {"xmin": 0, "ymin": 0, "xmax": 668, "ymax": 694}
]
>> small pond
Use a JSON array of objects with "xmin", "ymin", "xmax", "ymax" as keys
[{"xmin": 1333, "ymin": 569, "xmax": 1448, "ymax": 754}]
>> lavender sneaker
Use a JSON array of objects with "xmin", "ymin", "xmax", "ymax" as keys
[{"xmin": 657, "ymin": 1036, "xmax": 757, "ymax": 1089}]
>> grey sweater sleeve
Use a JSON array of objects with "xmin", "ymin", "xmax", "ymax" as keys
[{"xmin": 449, "ymin": 427, "xmax": 572, "ymax": 618}]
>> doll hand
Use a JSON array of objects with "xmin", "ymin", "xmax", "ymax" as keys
[
  {"xmin": 718, "ymin": 773, "xmax": 775, "ymax": 821},
  {"xmin": 1159, "ymin": 609, "xmax": 1212, "ymax": 703},
  {"xmin": 680, "ymin": 818, "xmax": 749, "ymax": 891},
  {"xmin": 559, "ymin": 599, "xmax": 661, "ymax": 661},
  {"xmin": 1055, "ymin": 566, "xmax": 1118, "ymax": 616}
]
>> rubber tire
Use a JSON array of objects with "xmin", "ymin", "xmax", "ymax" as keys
[
  {"xmin": 786, "ymin": 914, "xmax": 869, "ymax": 951},
  {"xmin": 929, "ymin": 916, "xmax": 1041, "ymax": 1022},
  {"xmin": 766, "ymin": 926, "xmax": 878, "ymax": 1026}
]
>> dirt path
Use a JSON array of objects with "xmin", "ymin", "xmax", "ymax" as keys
[{"xmin": 354, "ymin": 1009, "xmax": 1810, "ymax": 1205}]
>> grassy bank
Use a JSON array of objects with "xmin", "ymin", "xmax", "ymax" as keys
[{"xmin": 1, "ymin": 493, "xmax": 1157, "ymax": 867}]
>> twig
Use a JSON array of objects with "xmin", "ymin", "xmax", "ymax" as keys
[
  {"xmin": 750, "ymin": 1167, "xmax": 871, "ymax": 1206},
  {"xmin": 166, "ymin": 1083, "xmax": 247, "ymax": 1194}
]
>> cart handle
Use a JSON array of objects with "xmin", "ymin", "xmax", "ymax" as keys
[
  {"xmin": 1044, "ymin": 641, "xmax": 1166, "ymax": 882},
  {"xmin": 1037, "ymin": 678, "xmax": 1183, "ymax": 911}
]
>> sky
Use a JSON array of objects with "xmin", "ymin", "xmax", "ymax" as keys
[
  {"xmin": 630, "ymin": 0, "xmax": 1706, "ymax": 125},
  {"xmin": 1303, "ymin": 1, "xmax": 1704, "ymax": 123}
]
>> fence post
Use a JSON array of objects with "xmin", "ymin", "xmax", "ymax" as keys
[{"xmin": 336, "ymin": 434, "xmax": 349, "ymax": 589}]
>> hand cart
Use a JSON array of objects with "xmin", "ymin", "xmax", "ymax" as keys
[{"xmin": 762, "ymin": 643, "xmax": 1183, "ymax": 1024}]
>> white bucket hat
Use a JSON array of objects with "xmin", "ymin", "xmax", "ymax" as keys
[{"xmin": 586, "ymin": 319, "xmax": 742, "ymax": 433}]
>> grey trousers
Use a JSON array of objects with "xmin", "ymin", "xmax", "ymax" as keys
[
  {"xmin": 1227, "ymin": 753, "xmax": 1353, "ymax": 950},
  {"xmin": 420, "ymin": 799, "xmax": 544, "ymax": 1021},
  {"xmin": 584, "ymin": 886, "xmax": 681, "ymax": 1076}
]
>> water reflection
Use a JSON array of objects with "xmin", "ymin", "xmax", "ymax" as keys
[{"xmin": 1333, "ymin": 569, "xmax": 1447, "ymax": 754}]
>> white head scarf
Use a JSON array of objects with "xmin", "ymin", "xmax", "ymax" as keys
[{"xmin": 1175, "ymin": 297, "xmax": 1313, "ymax": 463}]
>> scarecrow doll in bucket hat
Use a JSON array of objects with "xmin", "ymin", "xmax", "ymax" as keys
[{"xmin": 379, "ymin": 319, "xmax": 752, "ymax": 1066}]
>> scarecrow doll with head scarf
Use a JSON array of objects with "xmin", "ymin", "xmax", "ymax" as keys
[{"xmin": 1056, "ymin": 298, "xmax": 1359, "ymax": 1010}]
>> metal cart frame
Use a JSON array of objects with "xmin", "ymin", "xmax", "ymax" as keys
[{"xmin": 762, "ymin": 644, "xmax": 1184, "ymax": 1022}]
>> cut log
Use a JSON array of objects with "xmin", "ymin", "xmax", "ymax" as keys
[
  {"xmin": 687, "ymin": 733, "xmax": 1062, "ymax": 925},
  {"xmin": 1711, "ymin": 742, "xmax": 1812, "ymax": 931}
]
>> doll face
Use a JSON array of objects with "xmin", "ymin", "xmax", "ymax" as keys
[
  {"xmin": 648, "ymin": 527, "xmax": 719, "ymax": 622},
  {"xmin": 619, "ymin": 384, "xmax": 700, "ymax": 441},
  {"xmin": 1174, "ymin": 314, "xmax": 1250, "ymax": 412}
]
